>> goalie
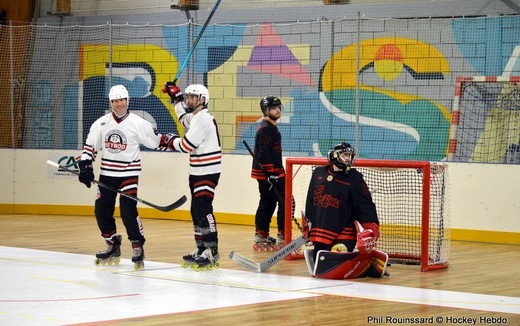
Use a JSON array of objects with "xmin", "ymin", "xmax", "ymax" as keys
[{"xmin": 303, "ymin": 142, "xmax": 389, "ymax": 279}]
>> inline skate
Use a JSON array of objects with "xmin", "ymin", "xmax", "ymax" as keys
[{"xmin": 94, "ymin": 235, "xmax": 122, "ymax": 266}]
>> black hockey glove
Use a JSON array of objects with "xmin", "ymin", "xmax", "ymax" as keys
[
  {"xmin": 162, "ymin": 81, "xmax": 184, "ymax": 104},
  {"xmin": 78, "ymin": 160, "xmax": 94, "ymax": 188}
]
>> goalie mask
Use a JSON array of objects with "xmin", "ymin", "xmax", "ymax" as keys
[
  {"xmin": 184, "ymin": 84, "xmax": 209, "ymax": 113},
  {"xmin": 328, "ymin": 142, "xmax": 355, "ymax": 172},
  {"xmin": 260, "ymin": 96, "xmax": 282, "ymax": 118},
  {"xmin": 109, "ymin": 85, "xmax": 129, "ymax": 118}
]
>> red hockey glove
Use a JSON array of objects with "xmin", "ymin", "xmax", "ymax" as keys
[
  {"xmin": 159, "ymin": 133, "xmax": 178, "ymax": 151},
  {"xmin": 354, "ymin": 220, "xmax": 379, "ymax": 254},
  {"xmin": 162, "ymin": 82, "xmax": 184, "ymax": 104},
  {"xmin": 356, "ymin": 229, "xmax": 378, "ymax": 254}
]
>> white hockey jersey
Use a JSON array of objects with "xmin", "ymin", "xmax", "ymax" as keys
[
  {"xmin": 172, "ymin": 104, "xmax": 222, "ymax": 176},
  {"xmin": 81, "ymin": 112, "xmax": 161, "ymax": 177}
]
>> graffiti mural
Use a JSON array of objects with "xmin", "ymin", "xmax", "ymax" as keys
[{"xmin": 19, "ymin": 16, "xmax": 520, "ymax": 162}]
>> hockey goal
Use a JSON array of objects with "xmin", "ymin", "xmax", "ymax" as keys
[
  {"xmin": 284, "ymin": 157, "xmax": 450, "ymax": 272},
  {"xmin": 448, "ymin": 76, "xmax": 520, "ymax": 163}
]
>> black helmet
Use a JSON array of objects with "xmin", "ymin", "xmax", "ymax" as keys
[
  {"xmin": 260, "ymin": 96, "xmax": 282, "ymax": 116},
  {"xmin": 327, "ymin": 142, "xmax": 355, "ymax": 172}
]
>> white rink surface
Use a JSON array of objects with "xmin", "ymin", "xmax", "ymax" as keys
[{"xmin": 0, "ymin": 246, "xmax": 519, "ymax": 325}]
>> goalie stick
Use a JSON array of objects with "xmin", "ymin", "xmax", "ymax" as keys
[
  {"xmin": 242, "ymin": 140, "xmax": 303, "ymax": 233},
  {"xmin": 172, "ymin": 0, "xmax": 222, "ymax": 85},
  {"xmin": 229, "ymin": 235, "xmax": 309, "ymax": 273},
  {"xmin": 47, "ymin": 160, "xmax": 187, "ymax": 212}
]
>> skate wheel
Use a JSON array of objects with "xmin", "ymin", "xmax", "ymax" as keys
[
  {"xmin": 260, "ymin": 244, "xmax": 267, "ymax": 251},
  {"xmin": 253, "ymin": 244, "xmax": 260, "ymax": 251},
  {"xmin": 181, "ymin": 261, "xmax": 190, "ymax": 268},
  {"xmin": 272, "ymin": 245, "xmax": 280, "ymax": 251},
  {"xmin": 193, "ymin": 265, "xmax": 203, "ymax": 271},
  {"xmin": 214, "ymin": 262, "xmax": 220, "ymax": 268},
  {"xmin": 95, "ymin": 258, "xmax": 108, "ymax": 266},
  {"xmin": 134, "ymin": 261, "xmax": 144, "ymax": 271}
]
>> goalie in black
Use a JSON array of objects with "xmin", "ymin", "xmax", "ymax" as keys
[{"xmin": 303, "ymin": 142, "xmax": 389, "ymax": 279}]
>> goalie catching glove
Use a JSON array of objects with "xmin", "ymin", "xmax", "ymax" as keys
[
  {"xmin": 78, "ymin": 160, "xmax": 94, "ymax": 188},
  {"xmin": 159, "ymin": 133, "xmax": 179, "ymax": 151},
  {"xmin": 162, "ymin": 82, "xmax": 184, "ymax": 104},
  {"xmin": 354, "ymin": 220, "xmax": 379, "ymax": 254}
]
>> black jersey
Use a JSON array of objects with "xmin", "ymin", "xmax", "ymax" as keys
[
  {"xmin": 251, "ymin": 118, "xmax": 285, "ymax": 180},
  {"xmin": 305, "ymin": 165, "xmax": 379, "ymax": 246}
]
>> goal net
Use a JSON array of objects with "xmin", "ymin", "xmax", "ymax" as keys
[
  {"xmin": 448, "ymin": 76, "xmax": 520, "ymax": 163},
  {"xmin": 284, "ymin": 157, "xmax": 450, "ymax": 272}
]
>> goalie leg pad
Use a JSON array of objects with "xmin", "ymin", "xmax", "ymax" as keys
[
  {"xmin": 366, "ymin": 249, "xmax": 389, "ymax": 278},
  {"xmin": 313, "ymin": 250, "xmax": 372, "ymax": 279}
]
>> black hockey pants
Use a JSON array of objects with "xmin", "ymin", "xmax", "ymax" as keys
[{"xmin": 94, "ymin": 175, "xmax": 145, "ymax": 245}]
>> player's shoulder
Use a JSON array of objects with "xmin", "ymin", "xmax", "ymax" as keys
[
  {"xmin": 348, "ymin": 167, "xmax": 363, "ymax": 176},
  {"xmin": 194, "ymin": 108, "xmax": 215, "ymax": 120},
  {"xmin": 313, "ymin": 165, "xmax": 330, "ymax": 174},
  {"xmin": 347, "ymin": 168, "xmax": 367, "ymax": 181},
  {"xmin": 93, "ymin": 113, "xmax": 111, "ymax": 125},
  {"xmin": 127, "ymin": 112, "xmax": 152, "ymax": 124}
]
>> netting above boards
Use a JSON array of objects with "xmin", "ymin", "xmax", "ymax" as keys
[{"xmin": 448, "ymin": 76, "xmax": 520, "ymax": 164}]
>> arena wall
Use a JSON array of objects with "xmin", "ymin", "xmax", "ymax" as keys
[{"xmin": 1, "ymin": 149, "xmax": 518, "ymax": 244}]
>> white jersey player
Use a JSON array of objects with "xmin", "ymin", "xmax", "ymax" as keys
[
  {"xmin": 79, "ymin": 84, "xmax": 168, "ymax": 270},
  {"xmin": 162, "ymin": 82, "xmax": 222, "ymax": 270}
]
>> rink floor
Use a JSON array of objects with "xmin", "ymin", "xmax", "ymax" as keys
[{"xmin": 1, "ymin": 246, "xmax": 519, "ymax": 325}]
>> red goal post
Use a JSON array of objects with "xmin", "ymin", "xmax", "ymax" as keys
[{"xmin": 284, "ymin": 157, "xmax": 450, "ymax": 272}]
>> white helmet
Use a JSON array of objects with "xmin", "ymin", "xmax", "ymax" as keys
[
  {"xmin": 109, "ymin": 84, "xmax": 129, "ymax": 101},
  {"xmin": 108, "ymin": 85, "xmax": 129, "ymax": 114},
  {"xmin": 185, "ymin": 84, "xmax": 209, "ymax": 105}
]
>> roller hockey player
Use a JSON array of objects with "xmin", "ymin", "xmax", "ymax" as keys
[
  {"xmin": 80, "ymin": 84, "xmax": 176, "ymax": 271},
  {"xmin": 94, "ymin": 234, "xmax": 122, "ymax": 265},
  {"xmin": 303, "ymin": 142, "xmax": 389, "ymax": 279},
  {"xmin": 251, "ymin": 96, "xmax": 286, "ymax": 251},
  {"xmin": 162, "ymin": 83, "xmax": 222, "ymax": 271}
]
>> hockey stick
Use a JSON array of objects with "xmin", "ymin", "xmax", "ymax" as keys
[
  {"xmin": 172, "ymin": 0, "xmax": 222, "ymax": 85},
  {"xmin": 229, "ymin": 235, "xmax": 308, "ymax": 273},
  {"xmin": 242, "ymin": 140, "xmax": 303, "ymax": 233},
  {"xmin": 47, "ymin": 160, "xmax": 187, "ymax": 212}
]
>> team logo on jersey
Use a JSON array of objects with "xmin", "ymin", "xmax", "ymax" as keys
[
  {"xmin": 105, "ymin": 130, "xmax": 127, "ymax": 153},
  {"xmin": 313, "ymin": 185, "xmax": 341, "ymax": 208},
  {"xmin": 327, "ymin": 175, "xmax": 334, "ymax": 182}
]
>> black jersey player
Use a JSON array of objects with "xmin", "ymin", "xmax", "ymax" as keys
[
  {"xmin": 303, "ymin": 142, "xmax": 389, "ymax": 279},
  {"xmin": 250, "ymin": 96, "xmax": 286, "ymax": 251}
]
